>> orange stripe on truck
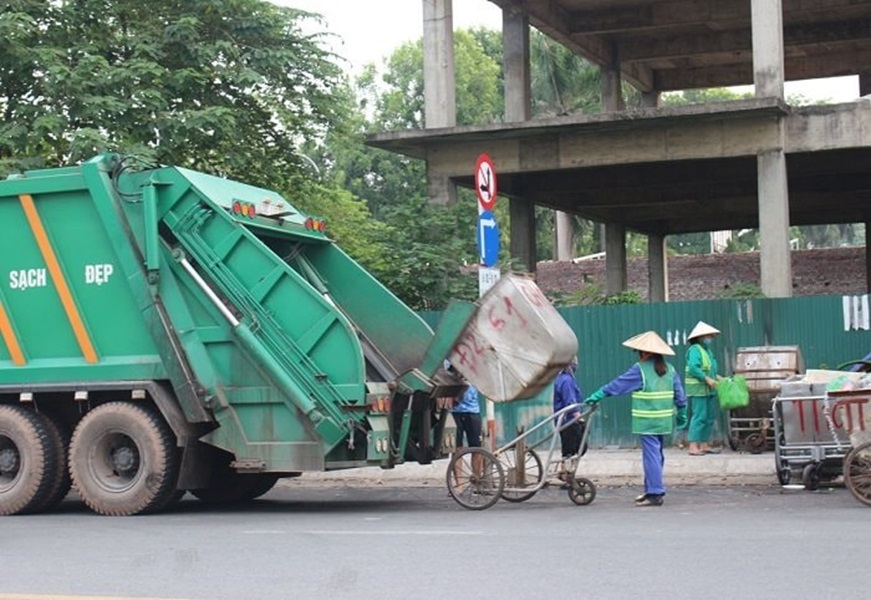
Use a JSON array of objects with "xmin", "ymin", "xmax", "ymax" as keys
[
  {"xmin": 0, "ymin": 300, "xmax": 25, "ymax": 365},
  {"xmin": 18, "ymin": 194, "xmax": 98, "ymax": 364}
]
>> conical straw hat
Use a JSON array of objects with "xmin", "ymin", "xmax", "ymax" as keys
[
  {"xmin": 622, "ymin": 331, "xmax": 675, "ymax": 356},
  {"xmin": 688, "ymin": 321, "xmax": 720, "ymax": 340}
]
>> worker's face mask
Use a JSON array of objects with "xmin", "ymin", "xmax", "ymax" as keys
[{"xmin": 702, "ymin": 337, "xmax": 713, "ymax": 348}]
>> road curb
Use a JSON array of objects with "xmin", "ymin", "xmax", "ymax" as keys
[{"xmin": 280, "ymin": 449, "xmax": 776, "ymax": 489}]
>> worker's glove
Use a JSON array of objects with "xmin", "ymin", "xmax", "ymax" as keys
[
  {"xmin": 675, "ymin": 406, "xmax": 689, "ymax": 430},
  {"xmin": 584, "ymin": 389, "xmax": 606, "ymax": 406}
]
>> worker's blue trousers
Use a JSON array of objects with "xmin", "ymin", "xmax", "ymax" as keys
[{"xmin": 640, "ymin": 434, "xmax": 665, "ymax": 496}]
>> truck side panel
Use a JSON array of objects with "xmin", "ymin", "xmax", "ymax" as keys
[{"xmin": 0, "ymin": 175, "xmax": 165, "ymax": 383}]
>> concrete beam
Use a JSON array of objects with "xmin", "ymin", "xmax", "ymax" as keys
[
  {"xmin": 394, "ymin": 111, "xmax": 787, "ymax": 175},
  {"xmin": 488, "ymin": 0, "xmax": 654, "ymax": 90},
  {"xmin": 566, "ymin": 0, "xmax": 748, "ymax": 35},
  {"xmin": 621, "ymin": 19, "xmax": 871, "ymax": 63},
  {"xmin": 423, "ymin": 0, "xmax": 456, "ymax": 129},
  {"xmin": 654, "ymin": 48, "xmax": 871, "ymax": 91},
  {"xmin": 558, "ymin": 0, "xmax": 867, "ymax": 35}
]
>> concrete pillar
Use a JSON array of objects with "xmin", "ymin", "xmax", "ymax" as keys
[
  {"xmin": 860, "ymin": 72, "xmax": 871, "ymax": 96},
  {"xmin": 641, "ymin": 91, "xmax": 660, "ymax": 108},
  {"xmin": 555, "ymin": 212, "xmax": 573, "ymax": 260},
  {"xmin": 751, "ymin": 0, "xmax": 785, "ymax": 98},
  {"xmin": 426, "ymin": 171, "xmax": 458, "ymax": 206},
  {"xmin": 648, "ymin": 233, "xmax": 669, "ymax": 303},
  {"xmin": 503, "ymin": 9, "xmax": 531, "ymax": 122},
  {"xmin": 758, "ymin": 141, "xmax": 793, "ymax": 298},
  {"xmin": 865, "ymin": 221, "xmax": 871, "ymax": 293},
  {"xmin": 605, "ymin": 223, "xmax": 627, "ymax": 295},
  {"xmin": 751, "ymin": 0, "xmax": 790, "ymax": 297},
  {"xmin": 423, "ymin": 0, "xmax": 456, "ymax": 128},
  {"xmin": 509, "ymin": 197, "xmax": 537, "ymax": 273},
  {"xmin": 502, "ymin": 9, "xmax": 536, "ymax": 272},
  {"xmin": 599, "ymin": 44, "xmax": 626, "ymax": 293},
  {"xmin": 601, "ymin": 45, "xmax": 625, "ymax": 112}
]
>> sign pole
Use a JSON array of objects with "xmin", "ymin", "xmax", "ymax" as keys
[{"xmin": 474, "ymin": 153, "xmax": 499, "ymax": 451}]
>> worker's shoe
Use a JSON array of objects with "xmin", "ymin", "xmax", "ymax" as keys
[
  {"xmin": 634, "ymin": 493, "xmax": 648, "ymax": 503},
  {"xmin": 635, "ymin": 494, "xmax": 664, "ymax": 507}
]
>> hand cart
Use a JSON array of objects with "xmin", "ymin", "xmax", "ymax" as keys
[
  {"xmin": 772, "ymin": 376, "xmax": 870, "ymax": 491},
  {"xmin": 446, "ymin": 403, "xmax": 597, "ymax": 510},
  {"xmin": 730, "ymin": 346, "xmax": 803, "ymax": 454},
  {"xmin": 841, "ymin": 387, "xmax": 871, "ymax": 506}
]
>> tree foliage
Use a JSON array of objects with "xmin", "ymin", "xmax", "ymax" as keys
[{"xmin": 1, "ymin": 0, "xmax": 343, "ymax": 189}]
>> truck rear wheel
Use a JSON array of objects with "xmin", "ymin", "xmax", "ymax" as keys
[
  {"xmin": 0, "ymin": 405, "xmax": 58, "ymax": 515},
  {"xmin": 191, "ymin": 473, "xmax": 278, "ymax": 504},
  {"xmin": 69, "ymin": 402, "xmax": 179, "ymax": 516},
  {"xmin": 30, "ymin": 411, "xmax": 72, "ymax": 513}
]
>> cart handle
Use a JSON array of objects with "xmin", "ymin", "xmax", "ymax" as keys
[{"xmin": 495, "ymin": 403, "xmax": 596, "ymax": 455}]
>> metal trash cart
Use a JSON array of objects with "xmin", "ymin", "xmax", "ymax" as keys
[
  {"xmin": 730, "ymin": 346, "xmax": 803, "ymax": 454},
  {"xmin": 772, "ymin": 372, "xmax": 870, "ymax": 490},
  {"xmin": 446, "ymin": 403, "xmax": 597, "ymax": 510}
]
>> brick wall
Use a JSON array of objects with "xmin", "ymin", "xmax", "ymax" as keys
[{"xmin": 536, "ymin": 247, "xmax": 868, "ymax": 301}]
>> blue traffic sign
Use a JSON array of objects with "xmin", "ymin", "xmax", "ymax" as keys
[{"xmin": 477, "ymin": 210, "xmax": 500, "ymax": 267}]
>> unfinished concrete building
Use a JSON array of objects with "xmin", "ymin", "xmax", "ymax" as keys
[{"xmin": 367, "ymin": 0, "xmax": 871, "ymax": 300}]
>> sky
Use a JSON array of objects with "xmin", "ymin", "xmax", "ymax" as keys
[{"xmin": 278, "ymin": 0, "xmax": 860, "ymax": 103}]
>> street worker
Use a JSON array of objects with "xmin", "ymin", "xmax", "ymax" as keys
[
  {"xmin": 584, "ymin": 331, "xmax": 688, "ymax": 507},
  {"xmin": 451, "ymin": 380, "xmax": 483, "ymax": 487},
  {"xmin": 685, "ymin": 321, "xmax": 723, "ymax": 456},
  {"xmin": 553, "ymin": 356, "xmax": 586, "ymax": 483}
]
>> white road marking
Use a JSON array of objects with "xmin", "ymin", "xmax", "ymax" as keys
[
  {"xmin": 304, "ymin": 530, "xmax": 483, "ymax": 535},
  {"xmin": 0, "ymin": 595, "xmax": 191, "ymax": 600},
  {"xmin": 240, "ymin": 530, "xmax": 287, "ymax": 534}
]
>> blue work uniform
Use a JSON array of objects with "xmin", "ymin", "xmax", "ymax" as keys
[
  {"xmin": 594, "ymin": 361, "xmax": 687, "ymax": 497},
  {"xmin": 553, "ymin": 368, "xmax": 584, "ymax": 458}
]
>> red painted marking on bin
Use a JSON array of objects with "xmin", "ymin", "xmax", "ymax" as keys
[
  {"xmin": 0, "ymin": 301, "xmax": 25, "ymax": 365},
  {"xmin": 19, "ymin": 194, "xmax": 98, "ymax": 364}
]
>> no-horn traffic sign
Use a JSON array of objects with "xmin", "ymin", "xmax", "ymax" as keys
[{"xmin": 475, "ymin": 153, "xmax": 497, "ymax": 211}]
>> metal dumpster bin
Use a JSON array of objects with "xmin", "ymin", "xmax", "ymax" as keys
[
  {"xmin": 773, "ymin": 370, "xmax": 870, "ymax": 489},
  {"xmin": 730, "ymin": 346, "xmax": 803, "ymax": 453}
]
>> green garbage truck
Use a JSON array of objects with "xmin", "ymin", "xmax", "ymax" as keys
[{"xmin": 0, "ymin": 154, "xmax": 576, "ymax": 516}]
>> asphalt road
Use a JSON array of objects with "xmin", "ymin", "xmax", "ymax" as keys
[{"xmin": 1, "ymin": 483, "xmax": 868, "ymax": 600}]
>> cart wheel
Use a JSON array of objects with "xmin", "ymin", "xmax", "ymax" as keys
[
  {"xmin": 499, "ymin": 449, "xmax": 542, "ymax": 503},
  {"xmin": 773, "ymin": 441, "xmax": 790, "ymax": 485},
  {"xmin": 446, "ymin": 447, "xmax": 504, "ymax": 510},
  {"xmin": 568, "ymin": 476, "xmax": 596, "ymax": 506},
  {"xmin": 802, "ymin": 463, "xmax": 822, "ymax": 491},
  {"xmin": 728, "ymin": 434, "xmax": 741, "ymax": 452},
  {"xmin": 745, "ymin": 432, "xmax": 766, "ymax": 455},
  {"xmin": 844, "ymin": 441, "xmax": 871, "ymax": 507}
]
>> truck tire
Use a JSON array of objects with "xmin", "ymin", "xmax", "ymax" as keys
[
  {"xmin": 240, "ymin": 475, "xmax": 279, "ymax": 501},
  {"xmin": 69, "ymin": 402, "xmax": 179, "ymax": 516},
  {"xmin": 30, "ymin": 411, "xmax": 72, "ymax": 513},
  {"xmin": 191, "ymin": 473, "xmax": 277, "ymax": 504},
  {"xmin": 0, "ymin": 405, "xmax": 59, "ymax": 515}
]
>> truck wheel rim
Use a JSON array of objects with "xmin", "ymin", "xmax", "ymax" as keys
[
  {"xmin": 0, "ymin": 437, "xmax": 21, "ymax": 491},
  {"xmin": 90, "ymin": 432, "xmax": 141, "ymax": 493}
]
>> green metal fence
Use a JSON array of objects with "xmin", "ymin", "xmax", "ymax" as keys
[{"xmin": 423, "ymin": 294, "xmax": 870, "ymax": 448}]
